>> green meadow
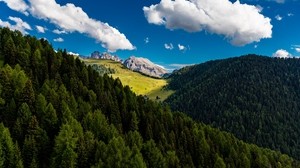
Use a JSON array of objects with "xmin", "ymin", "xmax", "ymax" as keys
[{"xmin": 84, "ymin": 59, "xmax": 173, "ymax": 101}]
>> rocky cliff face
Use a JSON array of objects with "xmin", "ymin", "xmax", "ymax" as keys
[
  {"xmin": 123, "ymin": 56, "xmax": 167, "ymax": 78},
  {"xmin": 91, "ymin": 51, "xmax": 122, "ymax": 62}
]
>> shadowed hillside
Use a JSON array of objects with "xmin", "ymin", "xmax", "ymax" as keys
[{"xmin": 166, "ymin": 55, "xmax": 300, "ymax": 159}]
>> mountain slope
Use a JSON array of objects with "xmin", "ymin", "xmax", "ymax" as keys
[
  {"xmin": 166, "ymin": 55, "xmax": 300, "ymax": 159},
  {"xmin": 1, "ymin": 28, "xmax": 299, "ymax": 167},
  {"xmin": 84, "ymin": 59, "xmax": 173, "ymax": 100},
  {"xmin": 123, "ymin": 56, "xmax": 167, "ymax": 78}
]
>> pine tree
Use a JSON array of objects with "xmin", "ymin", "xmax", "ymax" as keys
[
  {"xmin": 51, "ymin": 124, "xmax": 78, "ymax": 168},
  {"xmin": 141, "ymin": 139, "xmax": 166, "ymax": 168},
  {"xmin": 0, "ymin": 123, "xmax": 16, "ymax": 167},
  {"xmin": 3, "ymin": 36, "xmax": 16, "ymax": 65},
  {"xmin": 214, "ymin": 155, "xmax": 226, "ymax": 168},
  {"xmin": 44, "ymin": 103, "xmax": 58, "ymax": 137}
]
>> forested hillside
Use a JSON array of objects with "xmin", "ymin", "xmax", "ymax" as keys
[
  {"xmin": 166, "ymin": 55, "xmax": 300, "ymax": 160},
  {"xmin": 0, "ymin": 27, "xmax": 299, "ymax": 167}
]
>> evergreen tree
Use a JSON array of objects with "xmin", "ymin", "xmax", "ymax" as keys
[
  {"xmin": 0, "ymin": 123, "xmax": 16, "ymax": 167},
  {"xmin": 51, "ymin": 124, "xmax": 78, "ymax": 168},
  {"xmin": 141, "ymin": 139, "xmax": 166, "ymax": 168},
  {"xmin": 3, "ymin": 36, "xmax": 16, "ymax": 65},
  {"xmin": 214, "ymin": 155, "xmax": 226, "ymax": 168}
]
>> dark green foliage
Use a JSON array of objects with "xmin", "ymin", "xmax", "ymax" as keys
[
  {"xmin": 0, "ymin": 123, "xmax": 24, "ymax": 167},
  {"xmin": 51, "ymin": 123, "xmax": 78, "ymax": 168},
  {"xmin": 166, "ymin": 55, "xmax": 300, "ymax": 160},
  {"xmin": 90, "ymin": 64, "xmax": 115, "ymax": 76},
  {"xmin": 142, "ymin": 139, "xmax": 166, "ymax": 168},
  {"xmin": 0, "ymin": 28, "xmax": 299, "ymax": 167}
]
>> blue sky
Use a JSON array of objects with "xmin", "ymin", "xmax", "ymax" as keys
[{"xmin": 0, "ymin": 0, "xmax": 300, "ymax": 70}]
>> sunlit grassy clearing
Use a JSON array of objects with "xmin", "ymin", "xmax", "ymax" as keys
[{"xmin": 84, "ymin": 59, "xmax": 173, "ymax": 99}]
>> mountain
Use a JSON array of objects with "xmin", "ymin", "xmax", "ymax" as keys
[
  {"xmin": 1, "ymin": 28, "xmax": 299, "ymax": 167},
  {"xmin": 84, "ymin": 59, "xmax": 172, "ymax": 100},
  {"xmin": 166, "ymin": 54, "xmax": 300, "ymax": 159},
  {"xmin": 123, "ymin": 56, "xmax": 167, "ymax": 78},
  {"xmin": 91, "ymin": 51, "xmax": 122, "ymax": 62}
]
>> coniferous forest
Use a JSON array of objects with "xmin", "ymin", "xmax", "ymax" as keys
[
  {"xmin": 0, "ymin": 27, "xmax": 299, "ymax": 167},
  {"xmin": 166, "ymin": 55, "xmax": 300, "ymax": 160}
]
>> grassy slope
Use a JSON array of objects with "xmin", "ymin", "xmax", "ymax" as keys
[{"xmin": 84, "ymin": 59, "xmax": 173, "ymax": 100}]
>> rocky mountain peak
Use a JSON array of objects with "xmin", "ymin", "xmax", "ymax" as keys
[
  {"xmin": 91, "ymin": 51, "xmax": 122, "ymax": 62},
  {"xmin": 123, "ymin": 56, "xmax": 167, "ymax": 78}
]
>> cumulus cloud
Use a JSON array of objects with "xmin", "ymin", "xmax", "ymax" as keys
[
  {"xmin": 0, "ymin": 0, "xmax": 29, "ymax": 15},
  {"xmin": 272, "ymin": 49, "xmax": 292, "ymax": 58},
  {"xmin": 53, "ymin": 37, "xmax": 64, "ymax": 42},
  {"xmin": 275, "ymin": 15, "xmax": 283, "ymax": 21},
  {"xmin": 178, "ymin": 44, "xmax": 186, "ymax": 51},
  {"xmin": 28, "ymin": 0, "xmax": 134, "ymax": 52},
  {"xmin": 36, "ymin": 25, "xmax": 47, "ymax": 33},
  {"xmin": 143, "ymin": 0, "xmax": 272, "ymax": 46},
  {"xmin": 0, "ymin": 16, "xmax": 31, "ymax": 34},
  {"xmin": 287, "ymin": 13, "xmax": 293, "ymax": 17},
  {"xmin": 1, "ymin": 0, "xmax": 134, "ymax": 52},
  {"xmin": 53, "ymin": 29, "xmax": 67, "ymax": 34},
  {"xmin": 164, "ymin": 43, "xmax": 174, "ymax": 50}
]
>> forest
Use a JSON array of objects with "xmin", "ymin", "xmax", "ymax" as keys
[
  {"xmin": 166, "ymin": 55, "xmax": 300, "ymax": 160},
  {"xmin": 0, "ymin": 27, "xmax": 299, "ymax": 167}
]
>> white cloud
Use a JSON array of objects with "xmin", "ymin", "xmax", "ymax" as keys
[
  {"xmin": 0, "ymin": 16, "xmax": 31, "ymax": 34},
  {"xmin": 36, "ymin": 25, "xmax": 46, "ymax": 33},
  {"xmin": 164, "ymin": 43, "xmax": 174, "ymax": 50},
  {"xmin": 1, "ymin": 0, "xmax": 134, "ymax": 52},
  {"xmin": 68, "ymin": 51, "xmax": 79, "ymax": 56},
  {"xmin": 28, "ymin": 0, "xmax": 134, "ymax": 52},
  {"xmin": 272, "ymin": 49, "xmax": 292, "ymax": 58},
  {"xmin": 287, "ymin": 13, "xmax": 294, "ymax": 17},
  {"xmin": 275, "ymin": 15, "xmax": 283, "ymax": 21},
  {"xmin": 144, "ymin": 37, "xmax": 150, "ymax": 44},
  {"xmin": 143, "ymin": 0, "xmax": 272, "ymax": 46},
  {"xmin": 53, "ymin": 37, "xmax": 64, "ymax": 42},
  {"xmin": 53, "ymin": 29, "xmax": 67, "ymax": 34},
  {"xmin": 0, "ymin": 0, "xmax": 29, "ymax": 15},
  {"xmin": 178, "ymin": 44, "xmax": 186, "ymax": 51},
  {"xmin": 291, "ymin": 45, "xmax": 300, "ymax": 53}
]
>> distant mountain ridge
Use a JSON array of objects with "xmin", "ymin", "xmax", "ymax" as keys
[
  {"xmin": 90, "ymin": 51, "xmax": 122, "ymax": 62},
  {"xmin": 88, "ymin": 52, "xmax": 167, "ymax": 78},
  {"xmin": 123, "ymin": 56, "xmax": 167, "ymax": 78}
]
